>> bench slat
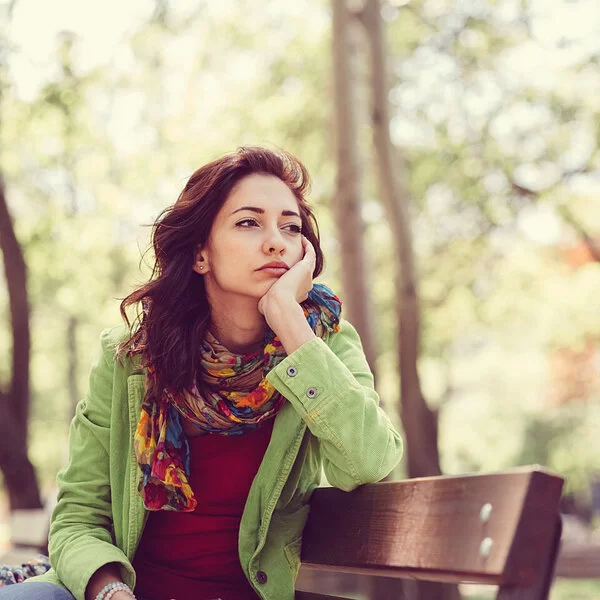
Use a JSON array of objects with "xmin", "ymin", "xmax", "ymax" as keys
[{"xmin": 301, "ymin": 467, "xmax": 563, "ymax": 587}]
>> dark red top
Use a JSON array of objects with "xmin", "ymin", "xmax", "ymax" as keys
[{"xmin": 132, "ymin": 420, "xmax": 274, "ymax": 600}]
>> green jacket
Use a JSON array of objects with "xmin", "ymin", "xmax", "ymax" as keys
[{"xmin": 29, "ymin": 318, "xmax": 403, "ymax": 600}]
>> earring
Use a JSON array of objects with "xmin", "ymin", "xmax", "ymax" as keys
[{"xmin": 199, "ymin": 265, "xmax": 204, "ymax": 270}]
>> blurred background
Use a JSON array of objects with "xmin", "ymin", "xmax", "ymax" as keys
[{"xmin": 0, "ymin": 0, "xmax": 599, "ymax": 598}]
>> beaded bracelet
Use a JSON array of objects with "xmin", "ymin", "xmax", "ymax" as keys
[
  {"xmin": 94, "ymin": 581, "xmax": 136, "ymax": 600},
  {"xmin": 104, "ymin": 586, "xmax": 134, "ymax": 600}
]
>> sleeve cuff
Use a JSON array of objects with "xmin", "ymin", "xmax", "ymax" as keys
[
  {"xmin": 56, "ymin": 542, "xmax": 135, "ymax": 600},
  {"xmin": 266, "ymin": 337, "xmax": 361, "ymax": 417}
]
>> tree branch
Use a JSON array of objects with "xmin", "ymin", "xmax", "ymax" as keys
[
  {"xmin": 558, "ymin": 205, "xmax": 600, "ymax": 263},
  {"xmin": 509, "ymin": 175, "xmax": 600, "ymax": 263}
]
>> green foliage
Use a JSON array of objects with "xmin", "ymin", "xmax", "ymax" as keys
[{"xmin": 1, "ymin": 0, "xmax": 599, "ymax": 507}]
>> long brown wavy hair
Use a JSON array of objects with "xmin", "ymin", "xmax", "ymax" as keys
[{"xmin": 118, "ymin": 147, "xmax": 325, "ymax": 395}]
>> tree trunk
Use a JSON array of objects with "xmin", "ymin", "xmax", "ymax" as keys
[
  {"xmin": 0, "ymin": 392, "xmax": 42, "ymax": 510},
  {"xmin": 359, "ymin": 1, "xmax": 458, "ymax": 598},
  {"xmin": 360, "ymin": 0, "xmax": 441, "ymax": 480},
  {"xmin": 331, "ymin": 0, "xmax": 378, "ymax": 378},
  {"xmin": 0, "ymin": 176, "xmax": 43, "ymax": 511}
]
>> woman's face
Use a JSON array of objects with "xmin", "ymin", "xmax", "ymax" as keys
[{"xmin": 195, "ymin": 173, "xmax": 305, "ymax": 305}]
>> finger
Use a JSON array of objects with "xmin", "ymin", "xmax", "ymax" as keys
[
  {"xmin": 302, "ymin": 235, "xmax": 314, "ymax": 252},
  {"xmin": 302, "ymin": 236, "xmax": 316, "ymax": 264}
]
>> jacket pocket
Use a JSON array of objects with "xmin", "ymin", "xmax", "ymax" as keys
[{"xmin": 283, "ymin": 535, "xmax": 303, "ymax": 580}]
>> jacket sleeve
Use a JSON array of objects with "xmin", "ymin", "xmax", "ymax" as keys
[
  {"xmin": 266, "ymin": 318, "xmax": 403, "ymax": 491},
  {"xmin": 48, "ymin": 329, "xmax": 135, "ymax": 600}
]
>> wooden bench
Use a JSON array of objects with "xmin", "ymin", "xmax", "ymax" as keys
[{"xmin": 296, "ymin": 466, "xmax": 564, "ymax": 600}]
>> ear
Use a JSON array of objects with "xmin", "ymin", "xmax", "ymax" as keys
[{"xmin": 193, "ymin": 245, "xmax": 209, "ymax": 275}]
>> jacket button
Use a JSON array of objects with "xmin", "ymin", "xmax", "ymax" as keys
[
  {"xmin": 256, "ymin": 570, "xmax": 268, "ymax": 584},
  {"xmin": 306, "ymin": 387, "xmax": 318, "ymax": 398},
  {"xmin": 287, "ymin": 366, "xmax": 298, "ymax": 377}
]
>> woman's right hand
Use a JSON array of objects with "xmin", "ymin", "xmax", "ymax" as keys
[{"xmin": 258, "ymin": 235, "xmax": 316, "ymax": 315}]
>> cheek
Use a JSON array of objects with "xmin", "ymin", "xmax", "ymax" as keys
[{"xmin": 209, "ymin": 234, "xmax": 248, "ymax": 265}]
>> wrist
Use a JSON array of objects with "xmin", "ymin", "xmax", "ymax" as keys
[
  {"xmin": 112, "ymin": 592, "xmax": 135, "ymax": 600},
  {"xmin": 86, "ymin": 564, "xmax": 131, "ymax": 600},
  {"xmin": 270, "ymin": 302, "xmax": 315, "ymax": 354},
  {"xmin": 95, "ymin": 582, "xmax": 135, "ymax": 600}
]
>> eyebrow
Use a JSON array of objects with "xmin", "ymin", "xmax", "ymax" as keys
[{"xmin": 230, "ymin": 206, "xmax": 301, "ymax": 218}]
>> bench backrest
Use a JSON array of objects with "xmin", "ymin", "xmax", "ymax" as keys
[{"xmin": 298, "ymin": 466, "xmax": 564, "ymax": 600}]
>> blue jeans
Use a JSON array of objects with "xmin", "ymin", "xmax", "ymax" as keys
[
  {"xmin": 0, "ymin": 583, "xmax": 153, "ymax": 600},
  {"xmin": 0, "ymin": 583, "xmax": 75, "ymax": 599},
  {"xmin": 0, "ymin": 583, "xmax": 229, "ymax": 600}
]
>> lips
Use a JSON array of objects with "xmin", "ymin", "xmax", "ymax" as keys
[{"xmin": 258, "ymin": 261, "xmax": 289, "ymax": 271}]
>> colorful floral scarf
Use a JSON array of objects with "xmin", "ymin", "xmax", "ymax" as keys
[{"xmin": 134, "ymin": 283, "xmax": 342, "ymax": 512}]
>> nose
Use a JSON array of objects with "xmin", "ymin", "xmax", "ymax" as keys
[{"xmin": 262, "ymin": 227, "xmax": 286, "ymax": 256}]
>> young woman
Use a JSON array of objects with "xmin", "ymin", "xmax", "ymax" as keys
[{"xmin": 5, "ymin": 147, "xmax": 403, "ymax": 600}]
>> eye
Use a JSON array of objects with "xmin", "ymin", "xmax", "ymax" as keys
[
  {"xmin": 236, "ymin": 218, "xmax": 259, "ymax": 228},
  {"xmin": 283, "ymin": 223, "xmax": 302, "ymax": 234}
]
